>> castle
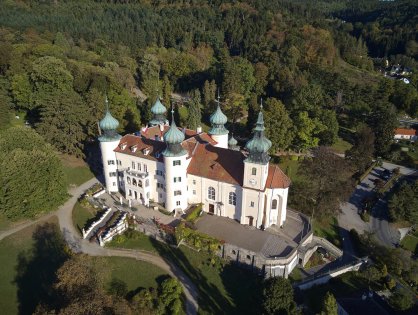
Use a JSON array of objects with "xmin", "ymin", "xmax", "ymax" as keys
[{"xmin": 98, "ymin": 97, "xmax": 290, "ymax": 230}]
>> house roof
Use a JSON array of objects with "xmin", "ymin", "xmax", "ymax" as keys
[
  {"xmin": 187, "ymin": 144, "xmax": 245, "ymax": 185},
  {"xmin": 266, "ymin": 164, "xmax": 291, "ymax": 189},
  {"xmin": 395, "ymin": 128, "xmax": 417, "ymax": 136},
  {"xmin": 114, "ymin": 131, "xmax": 290, "ymax": 189}
]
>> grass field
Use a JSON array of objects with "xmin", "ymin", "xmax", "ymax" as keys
[
  {"xmin": 0, "ymin": 216, "xmax": 58, "ymax": 315},
  {"xmin": 0, "ymin": 218, "xmax": 168, "ymax": 314},
  {"xmin": 108, "ymin": 232, "xmax": 263, "ymax": 315},
  {"xmin": 331, "ymin": 137, "xmax": 352, "ymax": 154},
  {"xmin": 72, "ymin": 201, "xmax": 97, "ymax": 234},
  {"xmin": 401, "ymin": 235, "xmax": 418, "ymax": 255},
  {"xmin": 313, "ymin": 217, "xmax": 342, "ymax": 248},
  {"xmin": 59, "ymin": 154, "xmax": 94, "ymax": 187},
  {"xmin": 278, "ymin": 157, "xmax": 301, "ymax": 182}
]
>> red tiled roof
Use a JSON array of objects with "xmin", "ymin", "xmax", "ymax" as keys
[
  {"xmin": 187, "ymin": 144, "xmax": 245, "ymax": 185},
  {"xmin": 395, "ymin": 128, "xmax": 417, "ymax": 136},
  {"xmin": 266, "ymin": 164, "xmax": 291, "ymax": 189},
  {"xmin": 114, "ymin": 134, "xmax": 165, "ymax": 162},
  {"xmin": 141, "ymin": 125, "xmax": 198, "ymax": 140}
]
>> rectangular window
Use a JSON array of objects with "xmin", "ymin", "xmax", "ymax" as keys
[
  {"xmin": 174, "ymin": 177, "xmax": 181, "ymax": 183},
  {"xmin": 252, "ymin": 167, "xmax": 257, "ymax": 175},
  {"xmin": 193, "ymin": 180, "xmax": 196, "ymax": 185},
  {"xmin": 138, "ymin": 163, "xmax": 141, "ymax": 171},
  {"xmin": 131, "ymin": 161, "xmax": 135, "ymax": 169},
  {"xmin": 112, "ymin": 182, "xmax": 116, "ymax": 186},
  {"xmin": 108, "ymin": 160, "xmax": 115, "ymax": 165},
  {"xmin": 193, "ymin": 190, "xmax": 196, "ymax": 195},
  {"xmin": 109, "ymin": 172, "xmax": 117, "ymax": 177},
  {"xmin": 144, "ymin": 164, "xmax": 148, "ymax": 172},
  {"xmin": 174, "ymin": 190, "xmax": 182, "ymax": 196},
  {"xmin": 173, "ymin": 160, "xmax": 181, "ymax": 166},
  {"xmin": 129, "ymin": 189, "xmax": 132, "ymax": 196},
  {"xmin": 250, "ymin": 201, "xmax": 254, "ymax": 207},
  {"xmin": 176, "ymin": 201, "xmax": 181, "ymax": 206},
  {"xmin": 159, "ymin": 193, "xmax": 162, "ymax": 198}
]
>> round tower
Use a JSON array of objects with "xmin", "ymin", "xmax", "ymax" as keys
[
  {"xmin": 149, "ymin": 97, "xmax": 167, "ymax": 126},
  {"xmin": 98, "ymin": 98, "xmax": 122, "ymax": 193},
  {"xmin": 162, "ymin": 110, "xmax": 188, "ymax": 213},
  {"xmin": 208, "ymin": 95, "xmax": 229, "ymax": 149}
]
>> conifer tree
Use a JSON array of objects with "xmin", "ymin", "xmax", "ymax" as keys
[{"xmin": 186, "ymin": 89, "xmax": 202, "ymax": 130}]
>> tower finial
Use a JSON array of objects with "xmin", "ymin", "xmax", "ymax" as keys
[
  {"xmin": 105, "ymin": 94, "xmax": 109, "ymax": 112},
  {"xmin": 171, "ymin": 104, "xmax": 175, "ymax": 121},
  {"xmin": 260, "ymin": 97, "xmax": 263, "ymax": 110}
]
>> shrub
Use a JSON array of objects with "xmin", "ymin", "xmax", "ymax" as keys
[
  {"xmin": 185, "ymin": 204, "xmax": 203, "ymax": 223},
  {"xmin": 290, "ymin": 155, "xmax": 299, "ymax": 161}
]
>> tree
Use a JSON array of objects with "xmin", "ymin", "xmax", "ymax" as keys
[
  {"xmin": 389, "ymin": 287, "xmax": 414, "ymax": 311},
  {"xmin": 321, "ymin": 292, "xmax": 337, "ymax": 315},
  {"xmin": 138, "ymin": 53, "xmax": 160, "ymax": 101},
  {"xmin": 36, "ymin": 90, "xmax": 88, "ymax": 156},
  {"xmin": 291, "ymin": 147, "xmax": 354, "ymax": 218},
  {"xmin": 346, "ymin": 126, "xmax": 375, "ymax": 174},
  {"xmin": 202, "ymin": 79, "xmax": 217, "ymax": 116},
  {"xmin": 318, "ymin": 110, "xmax": 338, "ymax": 146},
  {"xmin": 162, "ymin": 75, "xmax": 172, "ymax": 106},
  {"xmin": 0, "ymin": 127, "xmax": 67, "ymax": 220},
  {"xmin": 293, "ymin": 111, "xmax": 325, "ymax": 151},
  {"xmin": 11, "ymin": 73, "xmax": 33, "ymax": 110},
  {"xmin": 264, "ymin": 98, "xmax": 294, "ymax": 152},
  {"xmin": 388, "ymin": 180, "xmax": 418, "ymax": 224},
  {"xmin": 157, "ymin": 278, "xmax": 183, "ymax": 315},
  {"xmin": 370, "ymin": 104, "xmax": 397, "ymax": 157},
  {"xmin": 186, "ymin": 89, "xmax": 202, "ymax": 130},
  {"xmin": 262, "ymin": 277, "xmax": 297, "ymax": 315}
]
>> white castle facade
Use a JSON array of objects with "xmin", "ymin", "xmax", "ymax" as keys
[{"xmin": 99, "ymin": 97, "xmax": 291, "ymax": 230}]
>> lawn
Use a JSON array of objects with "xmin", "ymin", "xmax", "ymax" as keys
[
  {"xmin": 0, "ymin": 216, "xmax": 58, "ymax": 315},
  {"xmin": 313, "ymin": 217, "xmax": 342, "ymax": 248},
  {"xmin": 60, "ymin": 154, "xmax": 94, "ymax": 187},
  {"xmin": 72, "ymin": 201, "xmax": 98, "ymax": 234},
  {"xmin": 331, "ymin": 137, "xmax": 352, "ymax": 154},
  {"xmin": 401, "ymin": 235, "xmax": 418, "ymax": 255},
  {"xmin": 107, "ymin": 231, "xmax": 157, "ymax": 253},
  {"xmin": 91, "ymin": 256, "xmax": 169, "ymax": 292},
  {"xmin": 278, "ymin": 156, "xmax": 301, "ymax": 182},
  {"xmin": 108, "ymin": 232, "xmax": 263, "ymax": 315}
]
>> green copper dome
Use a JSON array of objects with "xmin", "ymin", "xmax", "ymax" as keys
[
  {"xmin": 100, "ymin": 111, "xmax": 119, "ymax": 131},
  {"xmin": 228, "ymin": 135, "xmax": 238, "ymax": 146},
  {"xmin": 245, "ymin": 109, "xmax": 271, "ymax": 164},
  {"xmin": 163, "ymin": 116, "xmax": 187, "ymax": 157},
  {"xmin": 151, "ymin": 97, "xmax": 167, "ymax": 115},
  {"xmin": 209, "ymin": 104, "xmax": 229, "ymax": 135}
]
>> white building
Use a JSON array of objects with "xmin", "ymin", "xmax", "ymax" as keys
[
  {"xmin": 99, "ymin": 97, "xmax": 291, "ymax": 230},
  {"xmin": 394, "ymin": 128, "xmax": 417, "ymax": 142}
]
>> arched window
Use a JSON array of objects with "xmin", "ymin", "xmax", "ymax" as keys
[
  {"xmin": 252, "ymin": 167, "xmax": 257, "ymax": 175},
  {"xmin": 228, "ymin": 192, "xmax": 236, "ymax": 206},
  {"xmin": 127, "ymin": 177, "xmax": 131, "ymax": 184},
  {"xmin": 272, "ymin": 199, "xmax": 277, "ymax": 209},
  {"xmin": 138, "ymin": 180, "xmax": 143, "ymax": 188},
  {"xmin": 208, "ymin": 187, "xmax": 215, "ymax": 200},
  {"xmin": 132, "ymin": 178, "xmax": 137, "ymax": 186}
]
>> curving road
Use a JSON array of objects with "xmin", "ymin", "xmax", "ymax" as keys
[{"xmin": 1, "ymin": 177, "xmax": 199, "ymax": 315}]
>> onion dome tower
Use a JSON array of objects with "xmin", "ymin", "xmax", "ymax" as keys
[
  {"xmin": 163, "ymin": 109, "xmax": 188, "ymax": 213},
  {"xmin": 149, "ymin": 97, "xmax": 167, "ymax": 126},
  {"xmin": 98, "ymin": 97, "xmax": 121, "ymax": 193},
  {"xmin": 245, "ymin": 104, "xmax": 271, "ymax": 164},
  {"xmin": 228, "ymin": 133, "xmax": 239, "ymax": 151},
  {"xmin": 208, "ymin": 94, "xmax": 229, "ymax": 149}
]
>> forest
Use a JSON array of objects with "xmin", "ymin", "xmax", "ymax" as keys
[{"xmin": 0, "ymin": 0, "xmax": 417, "ymax": 219}]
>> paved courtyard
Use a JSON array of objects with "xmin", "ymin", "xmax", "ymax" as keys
[{"xmin": 195, "ymin": 210, "xmax": 309, "ymax": 258}]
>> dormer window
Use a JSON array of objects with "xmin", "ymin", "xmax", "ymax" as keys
[
  {"xmin": 130, "ymin": 145, "xmax": 138, "ymax": 153},
  {"xmin": 143, "ymin": 147, "xmax": 150, "ymax": 155},
  {"xmin": 119, "ymin": 142, "xmax": 127, "ymax": 150}
]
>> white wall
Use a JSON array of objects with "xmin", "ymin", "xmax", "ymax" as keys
[
  {"xmin": 100, "ymin": 140, "xmax": 119, "ymax": 192},
  {"xmin": 243, "ymin": 160, "xmax": 269, "ymax": 191},
  {"xmin": 163, "ymin": 154, "xmax": 188, "ymax": 212},
  {"xmin": 210, "ymin": 134, "xmax": 228, "ymax": 149}
]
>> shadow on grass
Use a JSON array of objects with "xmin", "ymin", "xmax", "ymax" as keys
[
  {"xmin": 14, "ymin": 223, "xmax": 70, "ymax": 315},
  {"xmin": 149, "ymin": 238, "xmax": 237, "ymax": 314}
]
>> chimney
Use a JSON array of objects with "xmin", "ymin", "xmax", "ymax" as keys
[
  {"xmin": 159, "ymin": 124, "xmax": 164, "ymax": 132},
  {"xmin": 197, "ymin": 126, "xmax": 202, "ymax": 133}
]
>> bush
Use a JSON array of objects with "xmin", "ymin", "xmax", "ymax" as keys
[
  {"xmin": 360, "ymin": 212, "xmax": 370, "ymax": 222},
  {"xmin": 290, "ymin": 155, "xmax": 299, "ymax": 161},
  {"xmin": 185, "ymin": 204, "xmax": 203, "ymax": 223}
]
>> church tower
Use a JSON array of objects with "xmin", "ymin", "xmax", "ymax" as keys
[
  {"xmin": 162, "ymin": 109, "xmax": 188, "ymax": 213},
  {"xmin": 208, "ymin": 95, "xmax": 229, "ymax": 149},
  {"xmin": 98, "ymin": 97, "xmax": 122, "ymax": 193},
  {"xmin": 243, "ymin": 104, "xmax": 271, "ymax": 191},
  {"xmin": 149, "ymin": 97, "xmax": 167, "ymax": 126}
]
